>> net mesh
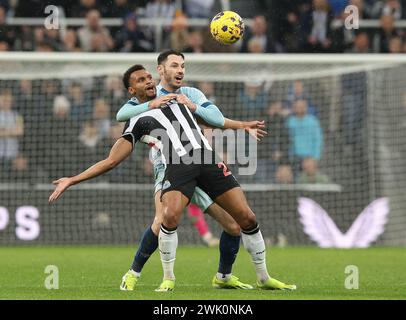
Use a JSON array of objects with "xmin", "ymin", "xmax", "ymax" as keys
[{"xmin": 0, "ymin": 53, "xmax": 404, "ymax": 246}]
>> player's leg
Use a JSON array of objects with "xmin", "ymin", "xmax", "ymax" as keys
[
  {"xmin": 187, "ymin": 204, "xmax": 219, "ymax": 247},
  {"xmin": 156, "ymin": 189, "xmax": 190, "ymax": 292},
  {"xmin": 127, "ymin": 192, "xmax": 162, "ymax": 270},
  {"xmin": 198, "ymin": 163, "xmax": 296, "ymax": 290},
  {"xmin": 214, "ymin": 187, "xmax": 296, "ymax": 290},
  {"xmin": 120, "ymin": 169, "xmax": 165, "ymax": 290},
  {"xmin": 192, "ymin": 187, "xmax": 252, "ymax": 289}
]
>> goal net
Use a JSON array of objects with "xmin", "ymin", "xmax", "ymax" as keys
[{"xmin": 0, "ymin": 53, "xmax": 405, "ymax": 246}]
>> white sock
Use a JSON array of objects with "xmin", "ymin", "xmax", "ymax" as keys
[
  {"xmin": 129, "ymin": 269, "xmax": 141, "ymax": 278},
  {"xmin": 241, "ymin": 225, "xmax": 270, "ymax": 283},
  {"xmin": 216, "ymin": 272, "xmax": 232, "ymax": 281},
  {"xmin": 158, "ymin": 225, "xmax": 178, "ymax": 280}
]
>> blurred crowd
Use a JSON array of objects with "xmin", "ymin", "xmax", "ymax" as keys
[
  {"xmin": 0, "ymin": 0, "xmax": 406, "ymax": 53},
  {"xmin": 0, "ymin": 0, "xmax": 402, "ymax": 186}
]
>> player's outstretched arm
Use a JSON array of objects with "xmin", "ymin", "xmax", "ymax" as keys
[
  {"xmin": 116, "ymin": 94, "xmax": 177, "ymax": 122},
  {"xmin": 198, "ymin": 117, "xmax": 268, "ymax": 141},
  {"xmin": 48, "ymin": 138, "xmax": 133, "ymax": 203},
  {"xmin": 223, "ymin": 118, "xmax": 268, "ymax": 141}
]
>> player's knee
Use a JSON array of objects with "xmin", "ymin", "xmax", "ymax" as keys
[
  {"xmin": 162, "ymin": 206, "xmax": 181, "ymax": 228},
  {"xmin": 239, "ymin": 211, "xmax": 257, "ymax": 230},
  {"xmin": 226, "ymin": 222, "xmax": 241, "ymax": 237}
]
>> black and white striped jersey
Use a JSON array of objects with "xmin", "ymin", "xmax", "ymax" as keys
[{"xmin": 122, "ymin": 101, "xmax": 213, "ymax": 164}]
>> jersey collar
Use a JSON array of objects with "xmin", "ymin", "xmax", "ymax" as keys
[{"xmin": 157, "ymin": 83, "xmax": 181, "ymax": 94}]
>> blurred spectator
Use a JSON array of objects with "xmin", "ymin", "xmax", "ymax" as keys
[
  {"xmin": 256, "ymin": 101, "xmax": 290, "ymax": 182},
  {"xmin": 144, "ymin": 0, "xmax": 176, "ymax": 43},
  {"xmin": 197, "ymin": 81, "xmax": 216, "ymax": 103},
  {"xmin": 77, "ymin": 120, "xmax": 103, "ymax": 169},
  {"xmin": 104, "ymin": 0, "xmax": 133, "ymax": 18},
  {"xmin": 271, "ymin": 0, "xmax": 303, "ymax": 52},
  {"xmin": 145, "ymin": 0, "xmax": 175, "ymax": 20},
  {"xmin": 33, "ymin": 27, "xmax": 45, "ymax": 49},
  {"xmin": 115, "ymin": 13, "xmax": 153, "ymax": 52},
  {"xmin": 375, "ymin": 14, "xmax": 401, "ymax": 52},
  {"xmin": 0, "ymin": 0, "xmax": 8, "ymax": 12},
  {"xmin": 0, "ymin": 40, "xmax": 8, "ymax": 51},
  {"xmin": 169, "ymin": 12, "xmax": 189, "ymax": 51},
  {"xmin": 0, "ymin": 90, "xmax": 24, "ymax": 168},
  {"xmin": 15, "ymin": 80, "xmax": 34, "ymax": 117},
  {"xmin": 93, "ymin": 99, "xmax": 111, "ymax": 138},
  {"xmin": 388, "ymin": 35, "xmax": 403, "ymax": 53},
  {"xmin": 286, "ymin": 81, "xmax": 318, "ymax": 117},
  {"xmin": 299, "ymin": 0, "xmax": 334, "ymax": 53},
  {"xmin": 70, "ymin": 0, "xmax": 100, "ymax": 17},
  {"xmin": 67, "ymin": 82, "xmax": 92, "ymax": 122},
  {"xmin": 103, "ymin": 75, "xmax": 125, "ymax": 117},
  {"xmin": 44, "ymin": 95, "xmax": 79, "ymax": 178},
  {"xmin": 267, "ymin": 102, "xmax": 290, "ymax": 166},
  {"xmin": 62, "ymin": 29, "xmax": 81, "ymax": 52},
  {"xmin": 97, "ymin": 123, "xmax": 124, "ymax": 154},
  {"xmin": 297, "ymin": 157, "xmax": 331, "ymax": 183},
  {"xmin": 78, "ymin": 9, "xmax": 114, "ymax": 52},
  {"xmin": 274, "ymin": 164, "xmax": 294, "ymax": 184},
  {"xmin": 287, "ymin": 99, "xmax": 323, "ymax": 175},
  {"xmin": 247, "ymin": 38, "xmax": 266, "ymax": 53},
  {"xmin": 341, "ymin": 71, "xmax": 367, "ymax": 147},
  {"xmin": 346, "ymin": 31, "xmax": 371, "ymax": 53},
  {"xmin": 96, "ymin": 123, "xmax": 131, "ymax": 182},
  {"xmin": 0, "ymin": 153, "xmax": 47, "ymax": 183},
  {"xmin": 330, "ymin": 4, "xmax": 356, "ymax": 53},
  {"xmin": 183, "ymin": 0, "xmax": 214, "ymax": 18},
  {"xmin": 14, "ymin": 26, "xmax": 36, "ymax": 51},
  {"xmin": 15, "ymin": 80, "xmax": 38, "ymax": 156},
  {"xmin": 241, "ymin": 15, "xmax": 278, "ymax": 53},
  {"xmin": 184, "ymin": 29, "xmax": 205, "ymax": 53},
  {"xmin": 238, "ymin": 79, "xmax": 269, "ymax": 119},
  {"xmin": 42, "ymin": 28, "xmax": 64, "ymax": 51},
  {"xmin": 0, "ymin": 5, "xmax": 14, "ymax": 50},
  {"xmin": 39, "ymin": 79, "xmax": 60, "ymax": 113}
]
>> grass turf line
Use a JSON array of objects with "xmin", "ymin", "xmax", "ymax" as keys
[{"xmin": 0, "ymin": 246, "xmax": 405, "ymax": 300}]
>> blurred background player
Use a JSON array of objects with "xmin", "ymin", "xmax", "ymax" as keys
[{"xmin": 187, "ymin": 204, "xmax": 219, "ymax": 247}]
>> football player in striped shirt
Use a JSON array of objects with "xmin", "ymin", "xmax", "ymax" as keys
[
  {"xmin": 116, "ymin": 51, "xmax": 296, "ymax": 292},
  {"xmin": 49, "ymin": 65, "xmax": 262, "ymax": 291}
]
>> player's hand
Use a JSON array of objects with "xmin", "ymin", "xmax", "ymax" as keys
[
  {"xmin": 148, "ymin": 94, "xmax": 177, "ymax": 109},
  {"xmin": 48, "ymin": 177, "xmax": 73, "ymax": 203},
  {"xmin": 244, "ymin": 120, "xmax": 268, "ymax": 141},
  {"xmin": 175, "ymin": 94, "xmax": 197, "ymax": 111}
]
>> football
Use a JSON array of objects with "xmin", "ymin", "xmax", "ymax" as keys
[{"xmin": 210, "ymin": 11, "xmax": 245, "ymax": 45}]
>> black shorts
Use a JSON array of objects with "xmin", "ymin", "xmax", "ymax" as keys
[{"xmin": 160, "ymin": 162, "xmax": 240, "ymax": 202}]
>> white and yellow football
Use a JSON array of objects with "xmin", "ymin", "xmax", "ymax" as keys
[{"xmin": 210, "ymin": 11, "xmax": 245, "ymax": 45}]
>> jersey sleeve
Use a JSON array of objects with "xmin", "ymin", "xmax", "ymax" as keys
[
  {"xmin": 121, "ymin": 119, "xmax": 143, "ymax": 148},
  {"xmin": 184, "ymin": 87, "xmax": 225, "ymax": 128},
  {"xmin": 116, "ymin": 99, "xmax": 150, "ymax": 122}
]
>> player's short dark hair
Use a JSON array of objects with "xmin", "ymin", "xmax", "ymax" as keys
[
  {"xmin": 122, "ymin": 64, "xmax": 146, "ymax": 90},
  {"xmin": 157, "ymin": 50, "xmax": 185, "ymax": 66}
]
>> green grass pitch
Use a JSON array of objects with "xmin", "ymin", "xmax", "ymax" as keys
[{"xmin": 0, "ymin": 246, "xmax": 405, "ymax": 300}]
